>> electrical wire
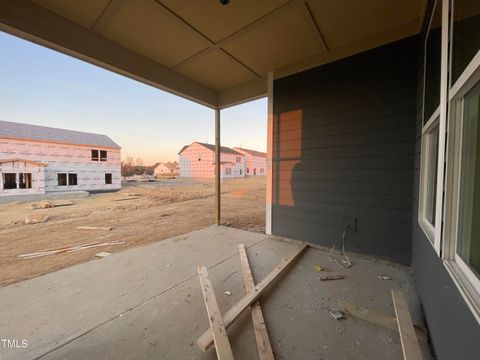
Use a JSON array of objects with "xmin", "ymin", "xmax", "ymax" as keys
[{"xmin": 328, "ymin": 228, "xmax": 352, "ymax": 269}]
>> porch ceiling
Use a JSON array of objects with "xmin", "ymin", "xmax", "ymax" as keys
[{"xmin": 0, "ymin": 0, "xmax": 426, "ymax": 108}]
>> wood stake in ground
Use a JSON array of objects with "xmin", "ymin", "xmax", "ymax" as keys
[
  {"xmin": 197, "ymin": 244, "xmax": 307, "ymax": 352},
  {"xmin": 238, "ymin": 244, "xmax": 274, "ymax": 360},
  {"xmin": 391, "ymin": 290, "xmax": 423, "ymax": 360},
  {"xmin": 197, "ymin": 266, "xmax": 235, "ymax": 360},
  {"xmin": 337, "ymin": 299, "xmax": 428, "ymax": 342}
]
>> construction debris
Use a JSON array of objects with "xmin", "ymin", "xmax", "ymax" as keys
[
  {"xmin": 328, "ymin": 309, "xmax": 344, "ymax": 320},
  {"xmin": 24, "ymin": 214, "xmax": 50, "ymax": 224},
  {"xmin": 337, "ymin": 299, "xmax": 428, "ymax": 342},
  {"xmin": 224, "ymin": 291, "xmax": 232, "ymax": 296},
  {"xmin": 19, "ymin": 240, "xmax": 125, "ymax": 259},
  {"xmin": 319, "ymin": 275, "xmax": 344, "ymax": 281},
  {"xmin": 197, "ymin": 244, "xmax": 308, "ymax": 352},
  {"xmin": 238, "ymin": 243, "xmax": 275, "ymax": 360},
  {"xmin": 95, "ymin": 252, "xmax": 112, "ymax": 258},
  {"xmin": 26, "ymin": 200, "xmax": 73, "ymax": 210},
  {"xmin": 378, "ymin": 275, "xmax": 392, "ymax": 280},
  {"xmin": 114, "ymin": 197, "xmax": 140, "ymax": 202},
  {"xmin": 312, "ymin": 265, "xmax": 324, "ymax": 271},
  {"xmin": 77, "ymin": 226, "xmax": 113, "ymax": 231}
]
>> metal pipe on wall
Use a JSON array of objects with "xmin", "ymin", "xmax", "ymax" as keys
[{"xmin": 215, "ymin": 108, "xmax": 221, "ymax": 226}]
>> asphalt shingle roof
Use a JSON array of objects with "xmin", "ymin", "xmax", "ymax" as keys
[
  {"xmin": 178, "ymin": 142, "xmax": 242, "ymax": 155},
  {"xmin": 0, "ymin": 120, "xmax": 120, "ymax": 149}
]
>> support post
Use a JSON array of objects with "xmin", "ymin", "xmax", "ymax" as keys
[
  {"xmin": 266, "ymin": 71, "xmax": 274, "ymax": 234},
  {"xmin": 215, "ymin": 108, "xmax": 221, "ymax": 226}
]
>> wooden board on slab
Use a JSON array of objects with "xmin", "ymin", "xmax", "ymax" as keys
[
  {"xmin": 197, "ymin": 244, "xmax": 308, "ymax": 352},
  {"xmin": 391, "ymin": 290, "xmax": 423, "ymax": 360},
  {"xmin": 337, "ymin": 299, "xmax": 427, "ymax": 342},
  {"xmin": 238, "ymin": 244, "xmax": 274, "ymax": 360},
  {"xmin": 197, "ymin": 266, "xmax": 234, "ymax": 360}
]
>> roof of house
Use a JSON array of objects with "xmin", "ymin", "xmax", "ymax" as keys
[
  {"xmin": 233, "ymin": 147, "xmax": 267, "ymax": 158},
  {"xmin": 0, "ymin": 120, "xmax": 121, "ymax": 149},
  {"xmin": 178, "ymin": 142, "xmax": 242, "ymax": 155}
]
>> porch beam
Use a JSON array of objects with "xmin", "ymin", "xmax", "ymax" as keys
[{"xmin": 215, "ymin": 108, "xmax": 221, "ymax": 226}]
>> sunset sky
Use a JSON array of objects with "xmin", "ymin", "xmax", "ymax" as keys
[{"xmin": 0, "ymin": 31, "xmax": 267, "ymax": 164}]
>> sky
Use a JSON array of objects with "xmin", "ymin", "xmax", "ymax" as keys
[{"xmin": 0, "ymin": 31, "xmax": 267, "ymax": 165}]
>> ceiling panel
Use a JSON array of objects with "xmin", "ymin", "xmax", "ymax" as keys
[
  {"xmin": 93, "ymin": 0, "xmax": 208, "ymax": 68},
  {"xmin": 159, "ymin": 0, "xmax": 290, "ymax": 43},
  {"xmin": 307, "ymin": 0, "xmax": 424, "ymax": 49},
  {"xmin": 32, "ymin": 0, "xmax": 110, "ymax": 29},
  {"xmin": 175, "ymin": 50, "xmax": 256, "ymax": 91},
  {"xmin": 223, "ymin": 6, "xmax": 320, "ymax": 75}
]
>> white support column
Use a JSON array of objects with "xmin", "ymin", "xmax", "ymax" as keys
[
  {"xmin": 215, "ymin": 108, "xmax": 221, "ymax": 226},
  {"xmin": 266, "ymin": 71, "xmax": 274, "ymax": 234}
]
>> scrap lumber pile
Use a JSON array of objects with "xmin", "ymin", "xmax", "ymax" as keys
[
  {"xmin": 18, "ymin": 240, "xmax": 125, "ymax": 259},
  {"xmin": 196, "ymin": 241, "xmax": 426, "ymax": 360},
  {"xmin": 196, "ymin": 243, "xmax": 307, "ymax": 359},
  {"xmin": 26, "ymin": 200, "xmax": 73, "ymax": 210}
]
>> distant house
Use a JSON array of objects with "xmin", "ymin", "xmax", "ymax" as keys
[
  {"xmin": 178, "ymin": 142, "xmax": 245, "ymax": 178},
  {"xmin": 0, "ymin": 120, "xmax": 121, "ymax": 196},
  {"xmin": 233, "ymin": 147, "xmax": 266, "ymax": 176},
  {"xmin": 154, "ymin": 162, "xmax": 179, "ymax": 176}
]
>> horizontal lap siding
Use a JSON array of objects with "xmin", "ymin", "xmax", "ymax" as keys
[{"xmin": 272, "ymin": 37, "xmax": 418, "ymax": 265}]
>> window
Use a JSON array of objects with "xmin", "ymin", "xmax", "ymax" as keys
[
  {"xmin": 239, "ymin": 169, "xmax": 242, "ymax": 175},
  {"xmin": 236, "ymin": 156, "xmax": 241, "ymax": 163},
  {"xmin": 68, "ymin": 173, "xmax": 78, "ymax": 186},
  {"xmin": 418, "ymin": 0, "xmax": 445, "ymax": 253},
  {"xmin": 105, "ymin": 173, "xmax": 112, "ymax": 185},
  {"xmin": 19, "ymin": 173, "xmax": 32, "ymax": 189},
  {"xmin": 100, "ymin": 150, "xmax": 107, "ymax": 162},
  {"xmin": 423, "ymin": 0, "xmax": 442, "ymax": 124},
  {"xmin": 58, "ymin": 173, "xmax": 67, "ymax": 186},
  {"xmin": 247, "ymin": 168, "xmax": 250, "ymax": 173},
  {"xmin": 442, "ymin": 0, "xmax": 480, "ymax": 319},
  {"xmin": 91, "ymin": 149, "xmax": 99, "ymax": 161},
  {"xmin": 225, "ymin": 168, "xmax": 231, "ymax": 175},
  {"xmin": 451, "ymin": 0, "xmax": 480, "ymax": 86},
  {"xmin": 3, "ymin": 173, "xmax": 16, "ymax": 189}
]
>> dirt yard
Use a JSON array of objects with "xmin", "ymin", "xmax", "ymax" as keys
[{"xmin": 0, "ymin": 177, "xmax": 265, "ymax": 287}]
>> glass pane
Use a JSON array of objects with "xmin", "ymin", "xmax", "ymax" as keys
[
  {"xmin": 424, "ymin": 0, "xmax": 442, "ymax": 123},
  {"xmin": 451, "ymin": 0, "xmax": 480, "ymax": 85},
  {"xmin": 458, "ymin": 81, "xmax": 480, "ymax": 278},
  {"xmin": 426, "ymin": 124, "xmax": 439, "ymax": 226}
]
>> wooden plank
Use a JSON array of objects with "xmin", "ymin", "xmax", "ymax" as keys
[
  {"xmin": 238, "ymin": 244, "xmax": 275, "ymax": 360},
  {"xmin": 77, "ymin": 226, "xmax": 113, "ymax": 231},
  {"xmin": 197, "ymin": 266, "xmax": 235, "ymax": 360},
  {"xmin": 391, "ymin": 290, "xmax": 423, "ymax": 360},
  {"xmin": 337, "ymin": 299, "xmax": 427, "ymax": 343},
  {"xmin": 197, "ymin": 244, "xmax": 307, "ymax": 352}
]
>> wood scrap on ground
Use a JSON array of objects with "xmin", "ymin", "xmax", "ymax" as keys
[
  {"xmin": 238, "ymin": 244, "xmax": 275, "ymax": 360},
  {"xmin": 24, "ymin": 214, "xmax": 50, "ymax": 224},
  {"xmin": 113, "ymin": 197, "xmax": 140, "ymax": 201},
  {"xmin": 392, "ymin": 290, "xmax": 423, "ymax": 360},
  {"xmin": 77, "ymin": 226, "xmax": 113, "ymax": 231},
  {"xmin": 26, "ymin": 200, "xmax": 73, "ymax": 210},
  {"xmin": 319, "ymin": 274, "xmax": 344, "ymax": 281},
  {"xmin": 19, "ymin": 240, "xmax": 125, "ymax": 259},
  {"xmin": 337, "ymin": 299, "xmax": 428, "ymax": 342},
  {"xmin": 197, "ymin": 266, "xmax": 235, "ymax": 360},
  {"xmin": 197, "ymin": 244, "xmax": 308, "ymax": 352}
]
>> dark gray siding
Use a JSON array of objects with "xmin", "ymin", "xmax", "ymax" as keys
[
  {"xmin": 410, "ymin": 1, "xmax": 480, "ymax": 358},
  {"xmin": 272, "ymin": 37, "xmax": 418, "ymax": 265}
]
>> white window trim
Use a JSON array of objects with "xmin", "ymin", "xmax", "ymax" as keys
[
  {"xmin": 443, "ymin": 51, "xmax": 480, "ymax": 322},
  {"xmin": 418, "ymin": 0, "xmax": 448, "ymax": 255}
]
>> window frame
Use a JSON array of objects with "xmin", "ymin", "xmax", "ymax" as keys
[
  {"xmin": 105, "ymin": 173, "xmax": 112, "ymax": 185},
  {"xmin": 443, "ymin": 47, "xmax": 480, "ymax": 322},
  {"xmin": 68, "ymin": 173, "xmax": 78, "ymax": 186},
  {"xmin": 91, "ymin": 149, "xmax": 99, "ymax": 161},
  {"xmin": 100, "ymin": 150, "xmax": 107, "ymax": 162},
  {"xmin": 418, "ymin": 0, "xmax": 449, "ymax": 255}
]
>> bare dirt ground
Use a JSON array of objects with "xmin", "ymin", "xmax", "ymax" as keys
[{"xmin": 0, "ymin": 177, "xmax": 265, "ymax": 287}]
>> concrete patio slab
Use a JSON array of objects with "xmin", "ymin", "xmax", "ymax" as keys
[{"xmin": 0, "ymin": 226, "xmax": 431, "ymax": 359}]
